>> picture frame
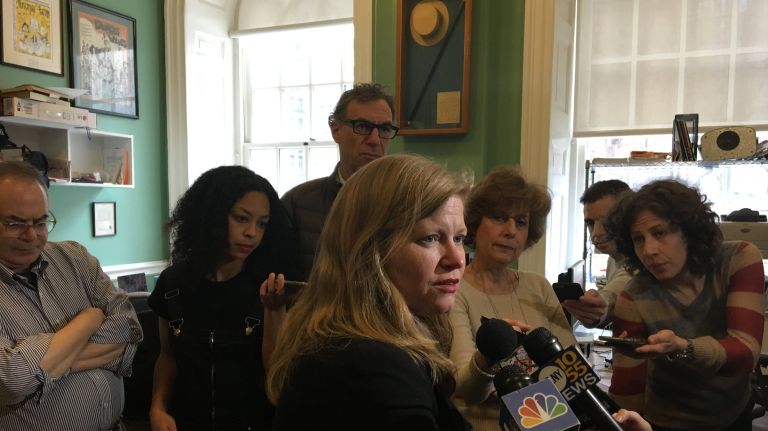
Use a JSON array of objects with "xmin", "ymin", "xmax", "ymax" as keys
[
  {"xmin": 0, "ymin": 0, "xmax": 63, "ymax": 75},
  {"xmin": 396, "ymin": 0, "xmax": 472, "ymax": 135},
  {"xmin": 69, "ymin": 0, "xmax": 138, "ymax": 118},
  {"xmin": 92, "ymin": 201, "xmax": 116, "ymax": 237}
]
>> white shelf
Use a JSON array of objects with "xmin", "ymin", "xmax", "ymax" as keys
[{"xmin": 0, "ymin": 116, "xmax": 134, "ymax": 188}]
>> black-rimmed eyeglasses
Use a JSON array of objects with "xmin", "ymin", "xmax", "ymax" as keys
[
  {"xmin": 337, "ymin": 119, "xmax": 399, "ymax": 139},
  {"xmin": 0, "ymin": 212, "xmax": 57, "ymax": 237}
]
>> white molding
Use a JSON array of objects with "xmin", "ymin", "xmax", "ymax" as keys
[
  {"xmin": 102, "ymin": 260, "xmax": 169, "ymax": 280},
  {"xmin": 353, "ymin": 0, "xmax": 373, "ymax": 83},
  {"xmin": 165, "ymin": 0, "xmax": 190, "ymax": 211},
  {"xmin": 518, "ymin": 0, "xmax": 555, "ymax": 275}
]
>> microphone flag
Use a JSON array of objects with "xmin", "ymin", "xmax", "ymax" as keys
[
  {"xmin": 500, "ymin": 378, "xmax": 580, "ymax": 431},
  {"xmin": 531, "ymin": 345, "xmax": 602, "ymax": 403}
]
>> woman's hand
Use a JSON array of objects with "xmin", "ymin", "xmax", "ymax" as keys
[
  {"xmin": 474, "ymin": 319, "xmax": 531, "ymax": 373},
  {"xmin": 149, "ymin": 408, "xmax": 177, "ymax": 431},
  {"xmin": 501, "ymin": 318, "xmax": 532, "ymax": 334},
  {"xmin": 260, "ymin": 272, "xmax": 288, "ymax": 310},
  {"xmin": 612, "ymin": 409, "xmax": 652, "ymax": 431},
  {"xmin": 635, "ymin": 329, "xmax": 687, "ymax": 357}
]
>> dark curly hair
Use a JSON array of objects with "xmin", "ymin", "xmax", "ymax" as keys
[
  {"xmin": 604, "ymin": 179, "xmax": 722, "ymax": 277},
  {"xmin": 168, "ymin": 165, "xmax": 297, "ymax": 280},
  {"xmin": 329, "ymin": 83, "xmax": 395, "ymax": 123},
  {"xmin": 464, "ymin": 166, "xmax": 551, "ymax": 249}
]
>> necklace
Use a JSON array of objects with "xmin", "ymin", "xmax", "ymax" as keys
[{"xmin": 468, "ymin": 268, "xmax": 528, "ymax": 323}]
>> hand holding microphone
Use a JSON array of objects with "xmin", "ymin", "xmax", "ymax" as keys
[
  {"xmin": 475, "ymin": 316, "xmax": 530, "ymax": 373},
  {"xmin": 522, "ymin": 327, "xmax": 622, "ymax": 431}
]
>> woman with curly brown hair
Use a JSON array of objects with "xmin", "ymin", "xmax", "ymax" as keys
[{"xmin": 605, "ymin": 179, "xmax": 764, "ymax": 431}]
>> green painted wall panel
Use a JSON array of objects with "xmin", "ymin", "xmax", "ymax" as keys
[
  {"xmin": 373, "ymin": 0, "xmax": 525, "ymax": 178},
  {"xmin": 0, "ymin": 0, "xmax": 169, "ymax": 266}
]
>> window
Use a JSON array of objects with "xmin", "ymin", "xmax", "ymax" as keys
[
  {"xmin": 572, "ymin": 0, "xmax": 768, "ymax": 284},
  {"xmin": 575, "ymin": 0, "xmax": 768, "ymax": 134},
  {"xmin": 239, "ymin": 22, "xmax": 353, "ymax": 196}
]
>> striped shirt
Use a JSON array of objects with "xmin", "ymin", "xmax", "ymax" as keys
[
  {"xmin": 610, "ymin": 241, "xmax": 765, "ymax": 430},
  {"xmin": 0, "ymin": 241, "xmax": 142, "ymax": 430}
]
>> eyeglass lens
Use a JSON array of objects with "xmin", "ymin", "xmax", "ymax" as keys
[{"xmin": 348, "ymin": 120, "xmax": 398, "ymax": 139}]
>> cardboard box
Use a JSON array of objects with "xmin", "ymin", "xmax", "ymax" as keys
[{"xmin": 2, "ymin": 97, "xmax": 95, "ymax": 128}]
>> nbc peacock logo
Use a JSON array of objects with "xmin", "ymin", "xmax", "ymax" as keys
[{"xmin": 517, "ymin": 392, "xmax": 569, "ymax": 428}]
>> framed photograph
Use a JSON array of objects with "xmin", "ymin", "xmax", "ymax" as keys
[
  {"xmin": 69, "ymin": 0, "xmax": 138, "ymax": 118},
  {"xmin": 396, "ymin": 0, "xmax": 472, "ymax": 135},
  {"xmin": 0, "ymin": 0, "xmax": 63, "ymax": 75},
  {"xmin": 92, "ymin": 201, "xmax": 116, "ymax": 237}
]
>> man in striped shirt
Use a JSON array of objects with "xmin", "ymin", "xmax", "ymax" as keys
[{"xmin": 0, "ymin": 161, "xmax": 142, "ymax": 430}]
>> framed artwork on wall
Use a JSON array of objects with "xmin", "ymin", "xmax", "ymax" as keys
[
  {"xmin": 0, "ymin": 0, "xmax": 63, "ymax": 75},
  {"xmin": 396, "ymin": 0, "xmax": 472, "ymax": 135},
  {"xmin": 92, "ymin": 201, "xmax": 116, "ymax": 237},
  {"xmin": 69, "ymin": 0, "xmax": 138, "ymax": 118}
]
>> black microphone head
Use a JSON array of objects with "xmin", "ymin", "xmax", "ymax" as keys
[
  {"xmin": 493, "ymin": 364, "xmax": 532, "ymax": 396},
  {"xmin": 521, "ymin": 326, "xmax": 563, "ymax": 366},
  {"xmin": 475, "ymin": 317, "xmax": 518, "ymax": 364}
]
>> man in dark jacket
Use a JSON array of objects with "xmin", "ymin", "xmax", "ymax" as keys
[{"xmin": 281, "ymin": 84, "xmax": 397, "ymax": 280}]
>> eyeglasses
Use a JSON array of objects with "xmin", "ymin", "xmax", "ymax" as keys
[
  {"xmin": 337, "ymin": 119, "xmax": 399, "ymax": 139},
  {"xmin": 0, "ymin": 212, "xmax": 56, "ymax": 237}
]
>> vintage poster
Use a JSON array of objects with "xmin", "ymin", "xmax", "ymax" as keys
[
  {"xmin": 70, "ymin": 1, "xmax": 137, "ymax": 118},
  {"xmin": 1, "ymin": 0, "xmax": 62, "ymax": 74}
]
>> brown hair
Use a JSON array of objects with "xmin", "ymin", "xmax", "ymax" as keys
[{"xmin": 465, "ymin": 166, "xmax": 551, "ymax": 249}]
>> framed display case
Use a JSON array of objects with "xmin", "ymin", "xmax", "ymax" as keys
[{"xmin": 396, "ymin": 0, "xmax": 472, "ymax": 135}]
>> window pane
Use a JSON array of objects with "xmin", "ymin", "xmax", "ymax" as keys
[
  {"xmin": 246, "ymin": 41, "xmax": 280, "ymax": 88},
  {"xmin": 738, "ymin": 0, "xmax": 768, "ymax": 48},
  {"xmin": 249, "ymin": 148, "xmax": 278, "ymax": 187},
  {"xmin": 281, "ymin": 87, "xmax": 310, "ymax": 142},
  {"xmin": 278, "ymin": 147, "xmax": 306, "ymax": 196},
  {"xmin": 734, "ymin": 53, "xmax": 768, "ymax": 122},
  {"xmin": 250, "ymin": 89, "xmax": 281, "ymax": 143},
  {"xmin": 635, "ymin": 59, "xmax": 678, "ymax": 126},
  {"xmin": 307, "ymin": 146, "xmax": 339, "ymax": 180},
  {"xmin": 637, "ymin": 0, "xmax": 681, "ymax": 55},
  {"xmin": 280, "ymin": 38, "xmax": 310, "ymax": 86},
  {"xmin": 686, "ymin": 0, "xmax": 732, "ymax": 51},
  {"xmin": 588, "ymin": 62, "xmax": 631, "ymax": 128},
  {"xmin": 589, "ymin": 0, "xmax": 633, "ymax": 60},
  {"xmin": 683, "ymin": 55, "xmax": 729, "ymax": 121},
  {"xmin": 311, "ymin": 84, "xmax": 343, "ymax": 140}
]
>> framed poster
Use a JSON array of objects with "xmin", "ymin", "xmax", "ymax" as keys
[
  {"xmin": 69, "ymin": 0, "xmax": 138, "ymax": 118},
  {"xmin": 92, "ymin": 201, "xmax": 116, "ymax": 237},
  {"xmin": 396, "ymin": 0, "xmax": 472, "ymax": 135},
  {"xmin": 0, "ymin": 0, "xmax": 63, "ymax": 75}
]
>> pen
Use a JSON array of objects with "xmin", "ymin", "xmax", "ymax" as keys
[{"xmin": 283, "ymin": 280, "xmax": 308, "ymax": 286}]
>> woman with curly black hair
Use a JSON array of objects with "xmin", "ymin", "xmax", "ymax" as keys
[
  {"xmin": 604, "ymin": 179, "xmax": 764, "ymax": 431},
  {"xmin": 148, "ymin": 165, "xmax": 298, "ymax": 431}
]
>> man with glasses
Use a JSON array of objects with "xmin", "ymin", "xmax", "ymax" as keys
[
  {"xmin": 0, "ymin": 161, "xmax": 142, "ymax": 430},
  {"xmin": 282, "ymin": 83, "xmax": 398, "ymax": 280}
]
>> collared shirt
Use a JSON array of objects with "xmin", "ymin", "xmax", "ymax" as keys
[{"xmin": 0, "ymin": 241, "xmax": 142, "ymax": 431}]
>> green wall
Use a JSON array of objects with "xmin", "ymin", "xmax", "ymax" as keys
[
  {"xmin": 373, "ymin": 0, "xmax": 525, "ymax": 177},
  {"xmin": 0, "ymin": 0, "xmax": 169, "ymax": 266}
]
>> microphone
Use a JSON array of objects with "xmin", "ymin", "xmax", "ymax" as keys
[
  {"xmin": 476, "ymin": 316, "xmax": 522, "ymax": 366},
  {"xmin": 522, "ymin": 327, "xmax": 622, "ymax": 431},
  {"xmin": 494, "ymin": 364, "xmax": 580, "ymax": 431}
]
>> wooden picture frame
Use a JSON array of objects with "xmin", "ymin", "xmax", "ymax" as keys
[
  {"xmin": 69, "ymin": 0, "xmax": 138, "ymax": 118},
  {"xmin": 396, "ymin": 0, "xmax": 472, "ymax": 135},
  {"xmin": 0, "ymin": 0, "xmax": 63, "ymax": 75},
  {"xmin": 92, "ymin": 201, "xmax": 116, "ymax": 237}
]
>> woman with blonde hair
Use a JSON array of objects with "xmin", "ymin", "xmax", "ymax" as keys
[{"xmin": 267, "ymin": 154, "xmax": 471, "ymax": 430}]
